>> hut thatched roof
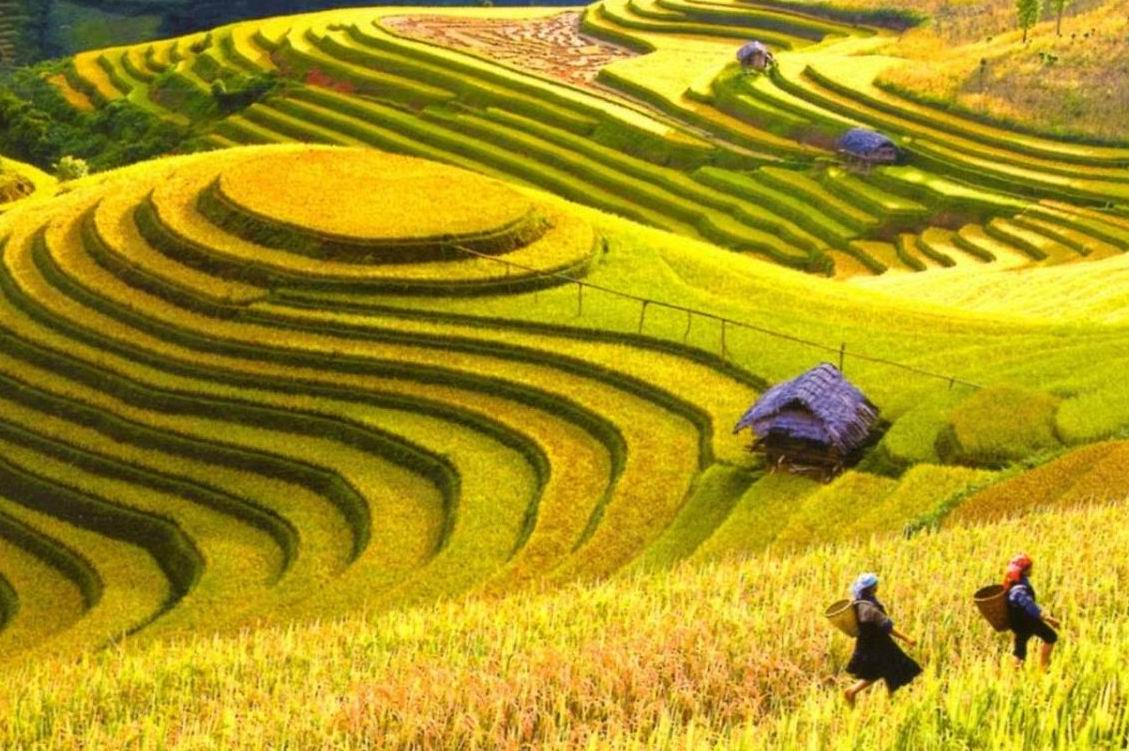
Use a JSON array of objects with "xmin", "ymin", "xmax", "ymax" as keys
[
  {"xmin": 838, "ymin": 127, "xmax": 896, "ymax": 157},
  {"xmin": 737, "ymin": 41, "xmax": 771, "ymax": 62},
  {"xmin": 733, "ymin": 363, "xmax": 879, "ymax": 453}
]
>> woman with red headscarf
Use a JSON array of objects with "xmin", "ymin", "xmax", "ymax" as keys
[{"xmin": 1004, "ymin": 553, "xmax": 1060, "ymax": 670}]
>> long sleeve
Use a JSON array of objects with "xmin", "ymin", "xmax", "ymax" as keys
[
  {"xmin": 1008, "ymin": 585, "xmax": 1042, "ymax": 620},
  {"xmin": 856, "ymin": 600, "xmax": 894, "ymax": 633}
]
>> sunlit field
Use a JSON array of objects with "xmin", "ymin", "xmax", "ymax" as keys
[
  {"xmin": 0, "ymin": 501, "xmax": 1123, "ymax": 749},
  {"xmin": 0, "ymin": 0, "xmax": 1126, "ymax": 746}
]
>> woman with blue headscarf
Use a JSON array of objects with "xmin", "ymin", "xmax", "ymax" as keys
[{"xmin": 843, "ymin": 572, "xmax": 922, "ymax": 706}]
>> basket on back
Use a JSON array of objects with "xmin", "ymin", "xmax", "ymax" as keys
[
  {"xmin": 825, "ymin": 599, "xmax": 859, "ymax": 637},
  {"xmin": 974, "ymin": 584, "xmax": 1010, "ymax": 632}
]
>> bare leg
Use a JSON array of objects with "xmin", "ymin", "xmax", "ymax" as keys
[
  {"xmin": 1039, "ymin": 642, "xmax": 1054, "ymax": 671},
  {"xmin": 844, "ymin": 679, "xmax": 875, "ymax": 706}
]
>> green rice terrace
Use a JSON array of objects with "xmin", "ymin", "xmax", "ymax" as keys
[{"xmin": 0, "ymin": 0, "xmax": 1127, "ymax": 746}]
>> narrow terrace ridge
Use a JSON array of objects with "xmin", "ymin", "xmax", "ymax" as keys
[{"xmin": 0, "ymin": 144, "xmax": 767, "ymax": 650}]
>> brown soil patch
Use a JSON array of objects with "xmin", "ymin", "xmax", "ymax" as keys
[
  {"xmin": 0, "ymin": 174, "xmax": 34, "ymax": 203},
  {"xmin": 382, "ymin": 11, "xmax": 636, "ymax": 89}
]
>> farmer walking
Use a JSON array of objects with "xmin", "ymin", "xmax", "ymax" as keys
[
  {"xmin": 843, "ymin": 572, "xmax": 922, "ymax": 706},
  {"xmin": 1004, "ymin": 553, "xmax": 1060, "ymax": 671}
]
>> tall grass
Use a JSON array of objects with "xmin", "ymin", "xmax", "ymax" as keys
[
  {"xmin": 0, "ymin": 500, "xmax": 1124, "ymax": 749},
  {"xmin": 879, "ymin": 0, "xmax": 1129, "ymax": 142}
]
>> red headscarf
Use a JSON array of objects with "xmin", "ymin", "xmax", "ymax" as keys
[{"xmin": 1003, "ymin": 553, "xmax": 1032, "ymax": 589}]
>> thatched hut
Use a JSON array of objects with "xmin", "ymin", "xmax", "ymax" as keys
[
  {"xmin": 733, "ymin": 363, "xmax": 879, "ymax": 479},
  {"xmin": 838, "ymin": 127, "xmax": 899, "ymax": 168},
  {"xmin": 737, "ymin": 41, "xmax": 776, "ymax": 72}
]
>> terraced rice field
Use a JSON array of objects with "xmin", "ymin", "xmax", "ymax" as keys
[
  {"xmin": 0, "ymin": 0, "xmax": 29, "ymax": 66},
  {"xmin": 6, "ymin": 2, "xmax": 1128, "ymax": 744},
  {"xmin": 0, "ymin": 139, "xmax": 1126, "ymax": 662},
  {"xmin": 55, "ymin": 2, "xmax": 1129, "ymax": 311},
  {"xmin": 0, "ymin": 143, "xmax": 771, "ymax": 655},
  {"xmin": 2, "ymin": 493, "xmax": 1126, "ymax": 748}
]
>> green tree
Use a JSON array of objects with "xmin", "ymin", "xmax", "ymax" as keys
[
  {"xmin": 1050, "ymin": 0, "xmax": 1070, "ymax": 36},
  {"xmin": 1017, "ymin": 0, "xmax": 1040, "ymax": 43},
  {"xmin": 52, "ymin": 155, "xmax": 88, "ymax": 181}
]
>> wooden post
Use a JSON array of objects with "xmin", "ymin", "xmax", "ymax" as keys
[
  {"xmin": 838, "ymin": 342, "xmax": 846, "ymax": 372},
  {"xmin": 721, "ymin": 319, "xmax": 728, "ymax": 360},
  {"xmin": 683, "ymin": 311, "xmax": 693, "ymax": 344},
  {"xmin": 576, "ymin": 282, "xmax": 584, "ymax": 317},
  {"xmin": 638, "ymin": 300, "xmax": 648, "ymax": 334}
]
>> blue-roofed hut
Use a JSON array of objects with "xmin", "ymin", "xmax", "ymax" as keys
[
  {"xmin": 733, "ymin": 363, "xmax": 879, "ymax": 479},
  {"xmin": 838, "ymin": 127, "xmax": 899, "ymax": 168},
  {"xmin": 737, "ymin": 41, "xmax": 775, "ymax": 72}
]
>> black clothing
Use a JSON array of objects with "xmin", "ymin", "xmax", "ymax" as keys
[
  {"xmin": 1012, "ymin": 616, "xmax": 1058, "ymax": 660},
  {"xmin": 846, "ymin": 597, "xmax": 922, "ymax": 693},
  {"xmin": 1007, "ymin": 581, "xmax": 1058, "ymax": 660}
]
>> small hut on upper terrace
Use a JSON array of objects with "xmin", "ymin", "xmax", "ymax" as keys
[
  {"xmin": 733, "ymin": 363, "xmax": 879, "ymax": 480},
  {"xmin": 838, "ymin": 127, "xmax": 899, "ymax": 168},
  {"xmin": 737, "ymin": 41, "xmax": 776, "ymax": 72}
]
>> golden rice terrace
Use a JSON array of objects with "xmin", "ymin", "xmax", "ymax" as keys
[{"xmin": 0, "ymin": 0, "xmax": 1128, "ymax": 682}]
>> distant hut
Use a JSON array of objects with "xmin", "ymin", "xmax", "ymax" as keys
[
  {"xmin": 733, "ymin": 363, "xmax": 879, "ymax": 480},
  {"xmin": 838, "ymin": 127, "xmax": 899, "ymax": 169},
  {"xmin": 737, "ymin": 41, "xmax": 776, "ymax": 72}
]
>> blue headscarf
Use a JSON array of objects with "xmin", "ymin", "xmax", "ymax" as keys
[{"xmin": 851, "ymin": 572, "xmax": 879, "ymax": 600}]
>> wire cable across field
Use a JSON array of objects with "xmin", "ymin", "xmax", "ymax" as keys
[{"xmin": 452, "ymin": 242, "xmax": 984, "ymax": 390}]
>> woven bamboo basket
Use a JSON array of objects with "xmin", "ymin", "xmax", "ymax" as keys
[
  {"xmin": 974, "ymin": 584, "xmax": 1010, "ymax": 632},
  {"xmin": 825, "ymin": 599, "xmax": 859, "ymax": 638}
]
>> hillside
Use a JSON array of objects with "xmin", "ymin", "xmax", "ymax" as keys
[
  {"xmin": 0, "ymin": 141, "xmax": 1126, "ymax": 659},
  {"xmin": 41, "ymin": 0, "xmax": 584, "ymax": 59},
  {"xmin": 879, "ymin": 0, "xmax": 1129, "ymax": 142},
  {"xmin": 44, "ymin": 2, "xmax": 1129, "ymax": 295},
  {"xmin": 0, "ymin": 0, "xmax": 49, "ymax": 65},
  {"xmin": 0, "ymin": 0, "xmax": 1127, "ymax": 746},
  {"xmin": 0, "ymin": 498, "xmax": 1123, "ymax": 748}
]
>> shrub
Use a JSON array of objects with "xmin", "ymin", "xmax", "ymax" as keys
[
  {"xmin": 52, "ymin": 155, "xmax": 88, "ymax": 181},
  {"xmin": 211, "ymin": 72, "xmax": 283, "ymax": 114},
  {"xmin": 0, "ymin": 64, "xmax": 193, "ymax": 172}
]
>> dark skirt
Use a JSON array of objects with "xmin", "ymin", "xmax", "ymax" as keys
[
  {"xmin": 1010, "ymin": 610, "xmax": 1059, "ymax": 660},
  {"xmin": 847, "ymin": 630, "xmax": 923, "ymax": 693}
]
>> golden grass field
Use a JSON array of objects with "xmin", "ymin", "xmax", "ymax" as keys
[
  {"xmin": 0, "ymin": 0, "xmax": 1126, "ymax": 745},
  {"xmin": 879, "ymin": 0, "xmax": 1128, "ymax": 141},
  {"xmin": 0, "ymin": 141, "xmax": 1123, "ymax": 747},
  {"xmin": 0, "ymin": 500, "xmax": 1122, "ymax": 749}
]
